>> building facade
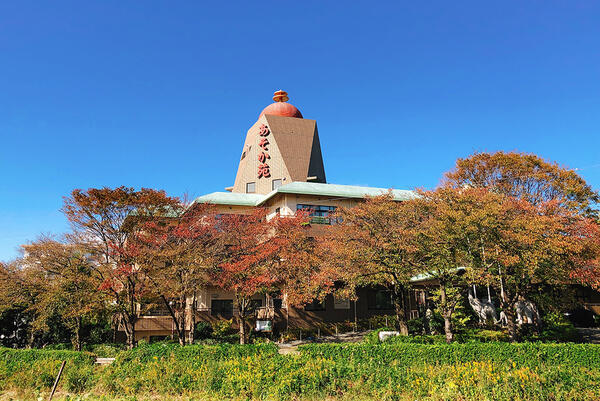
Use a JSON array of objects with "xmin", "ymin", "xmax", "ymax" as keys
[
  {"xmin": 127, "ymin": 90, "xmax": 429, "ymax": 341},
  {"xmin": 124, "ymin": 90, "xmax": 600, "ymax": 341}
]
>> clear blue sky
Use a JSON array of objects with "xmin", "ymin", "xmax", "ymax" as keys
[{"xmin": 1, "ymin": 1, "xmax": 599, "ymax": 262}]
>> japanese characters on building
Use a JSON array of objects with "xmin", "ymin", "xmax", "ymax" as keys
[{"xmin": 257, "ymin": 124, "xmax": 271, "ymax": 178}]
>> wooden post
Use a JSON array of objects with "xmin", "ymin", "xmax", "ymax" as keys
[
  {"xmin": 48, "ymin": 360, "xmax": 66, "ymax": 401},
  {"xmin": 317, "ymin": 328, "xmax": 320, "ymax": 338}
]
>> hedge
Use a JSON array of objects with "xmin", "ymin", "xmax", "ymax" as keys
[{"xmin": 299, "ymin": 342, "xmax": 600, "ymax": 368}]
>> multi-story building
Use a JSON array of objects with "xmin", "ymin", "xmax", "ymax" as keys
[
  {"xmin": 122, "ymin": 90, "xmax": 600, "ymax": 342},
  {"xmin": 129, "ymin": 90, "xmax": 431, "ymax": 341}
]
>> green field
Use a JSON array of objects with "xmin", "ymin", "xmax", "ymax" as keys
[{"xmin": 2, "ymin": 342, "xmax": 600, "ymax": 401}]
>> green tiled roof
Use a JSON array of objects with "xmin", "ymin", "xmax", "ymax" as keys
[
  {"xmin": 410, "ymin": 267, "xmax": 467, "ymax": 283},
  {"xmin": 192, "ymin": 192, "xmax": 265, "ymax": 206},
  {"xmin": 266, "ymin": 182, "xmax": 416, "ymax": 202},
  {"xmin": 193, "ymin": 182, "xmax": 416, "ymax": 207}
]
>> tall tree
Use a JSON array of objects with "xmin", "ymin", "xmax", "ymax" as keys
[
  {"xmin": 0, "ymin": 260, "xmax": 40, "ymax": 348},
  {"xmin": 325, "ymin": 194, "xmax": 423, "ymax": 335},
  {"xmin": 133, "ymin": 202, "xmax": 220, "ymax": 345},
  {"xmin": 22, "ymin": 237, "xmax": 106, "ymax": 351},
  {"xmin": 271, "ymin": 210, "xmax": 334, "ymax": 307},
  {"xmin": 409, "ymin": 188, "xmax": 495, "ymax": 343},
  {"xmin": 467, "ymin": 196, "xmax": 596, "ymax": 340},
  {"xmin": 212, "ymin": 209, "xmax": 311, "ymax": 344},
  {"xmin": 444, "ymin": 152, "xmax": 600, "ymax": 340},
  {"xmin": 62, "ymin": 186, "xmax": 179, "ymax": 349},
  {"xmin": 444, "ymin": 151, "xmax": 599, "ymax": 217}
]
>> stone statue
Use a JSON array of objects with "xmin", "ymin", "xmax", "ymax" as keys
[
  {"xmin": 494, "ymin": 300, "xmax": 540, "ymax": 327},
  {"xmin": 468, "ymin": 289, "xmax": 498, "ymax": 324},
  {"xmin": 514, "ymin": 299, "xmax": 541, "ymax": 326}
]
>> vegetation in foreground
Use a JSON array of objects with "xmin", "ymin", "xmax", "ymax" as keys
[{"xmin": 2, "ymin": 341, "xmax": 600, "ymax": 401}]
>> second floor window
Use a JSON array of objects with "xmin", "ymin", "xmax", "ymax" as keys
[
  {"xmin": 296, "ymin": 204, "xmax": 337, "ymax": 224},
  {"xmin": 246, "ymin": 182, "xmax": 256, "ymax": 193},
  {"xmin": 272, "ymin": 179, "xmax": 282, "ymax": 190}
]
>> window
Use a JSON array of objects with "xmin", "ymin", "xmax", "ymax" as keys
[
  {"xmin": 304, "ymin": 299, "xmax": 326, "ymax": 311},
  {"xmin": 249, "ymin": 299, "xmax": 263, "ymax": 311},
  {"xmin": 211, "ymin": 299, "xmax": 233, "ymax": 318},
  {"xmin": 368, "ymin": 290, "xmax": 393, "ymax": 310},
  {"xmin": 333, "ymin": 297, "xmax": 350, "ymax": 310},
  {"xmin": 246, "ymin": 182, "xmax": 256, "ymax": 193},
  {"xmin": 272, "ymin": 179, "xmax": 282, "ymax": 190},
  {"xmin": 297, "ymin": 204, "xmax": 337, "ymax": 224}
]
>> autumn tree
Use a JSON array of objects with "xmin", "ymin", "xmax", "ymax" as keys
[
  {"xmin": 569, "ymin": 219, "xmax": 600, "ymax": 290},
  {"xmin": 270, "ymin": 209, "xmax": 335, "ymax": 308},
  {"xmin": 444, "ymin": 152, "xmax": 600, "ymax": 340},
  {"xmin": 445, "ymin": 151, "xmax": 599, "ymax": 217},
  {"xmin": 133, "ymin": 202, "xmax": 220, "ymax": 345},
  {"xmin": 62, "ymin": 186, "xmax": 179, "ymax": 349},
  {"xmin": 409, "ymin": 188, "xmax": 498, "ymax": 343},
  {"xmin": 212, "ymin": 208, "xmax": 313, "ymax": 344},
  {"xmin": 0, "ymin": 260, "xmax": 41, "ymax": 348},
  {"xmin": 325, "ymin": 194, "xmax": 423, "ymax": 335},
  {"xmin": 21, "ymin": 236, "xmax": 106, "ymax": 351}
]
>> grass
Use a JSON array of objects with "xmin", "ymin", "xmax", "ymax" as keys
[{"xmin": 2, "ymin": 342, "xmax": 600, "ymax": 400}]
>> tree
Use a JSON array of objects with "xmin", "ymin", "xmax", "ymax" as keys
[
  {"xmin": 325, "ymin": 194, "xmax": 423, "ymax": 335},
  {"xmin": 0, "ymin": 260, "xmax": 40, "ymax": 348},
  {"xmin": 444, "ymin": 151, "xmax": 599, "ymax": 217},
  {"xmin": 466, "ymin": 196, "xmax": 595, "ymax": 340},
  {"xmin": 409, "ymin": 188, "xmax": 493, "ymax": 343},
  {"xmin": 21, "ymin": 236, "xmax": 106, "ymax": 351},
  {"xmin": 62, "ymin": 186, "xmax": 179, "ymax": 349},
  {"xmin": 271, "ymin": 209, "xmax": 335, "ymax": 308},
  {"xmin": 212, "ymin": 208, "xmax": 311, "ymax": 344},
  {"xmin": 569, "ymin": 218, "xmax": 600, "ymax": 290},
  {"xmin": 133, "ymin": 202, "xmax": 220, "ymax": 345},
  {"xmin": 444, "ymin": 152, "xmax": 600, "ymax": 340}
]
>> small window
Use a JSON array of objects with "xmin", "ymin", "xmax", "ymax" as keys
[
  {"xmin": 275, "ymin": 207, "xmax": 281, "ymax": 215},
  {"xmin": 272, "ymin": 179, "xmax": 282, "ymax": 190},
  {"xmin": 246, "ymin": 182, "xmax": 256, "ymax": 193},
  {"xmin": 368, "ymin": 290, "xmax": 393, "ymax": 310}
]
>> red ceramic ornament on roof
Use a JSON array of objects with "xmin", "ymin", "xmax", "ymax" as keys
[{"xmin": 259, "ymin": 90, "xmax": 303, "ymax": 119}]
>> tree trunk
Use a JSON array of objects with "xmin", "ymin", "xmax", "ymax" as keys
[
  {"xmin": 238, "ymin": 314, "xmax": 247, "ymax": 345},
  {"xmin": 236, "ymin": 294, "xmax": 249, "ymax": 344},
  {"xmin": 503, "ymin": 302, "xmax": 519, "ymax": 342},
  {"xmin": 439, "ymin": 284, "xmax": 454, "ymax": 343},
  {"xmin": 123, "ymin": 314, "xmax": 137, "ymax": 349},
  {"xmin": 73, "ymin": 317, "xmax": 82, "ymax": 351},
  {"xmin": 393, "ymin": 286, "xmax": 408, "ymax": 335},
  {"xmin": 27, "ymin": 328, "xmax": 35, "ymax": 349},
  {"xmin": 161, "ymin": 295, "xmax": 185, "ymax": 345},
  {"xmin": 188, "ymin": 294, "xmax": 196, "ymax": 345},
  {"xmin": 443, "ymin": 314, "xmax": 453, "ymax": 343}
]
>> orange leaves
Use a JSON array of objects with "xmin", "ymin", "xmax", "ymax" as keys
[{"xmin": 445, "ymin": 151, "xmax": 599, "ymax": 217}]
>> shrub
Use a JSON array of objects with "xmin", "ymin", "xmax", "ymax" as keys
[
  {"xmin": 194, "ymin": 321, "xmax": 213, "ymax": 340},
  {"xmin": 212, "ymin": 319, "xmax": 235, "ymax": 337},
  {"xmin": 300, "ymin": 342, "xmax": 600, "ymax": 368},
  {"xmin": 0, "ymin": 347, "xmax": 95, "ymax": 392},
  {"xmin": 84, "ymin": 343, "xmax": 125, "ymax": 357},
  {"xmin": 538, "ymin": 311, "xmax": 581, "ymax": 342}
]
